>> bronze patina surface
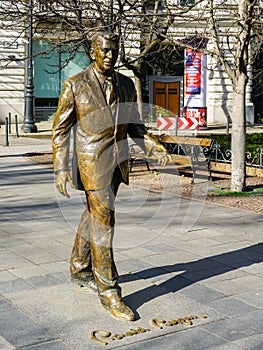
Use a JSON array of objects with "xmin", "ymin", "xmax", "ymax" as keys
[{"xmin": 52, "ymin": 31, "xmax": 170, "ymax": 321}]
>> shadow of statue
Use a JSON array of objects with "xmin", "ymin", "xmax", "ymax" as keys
[{"xmin": 121, "ymin": 243, "xmax": 263, "ymax": 311}]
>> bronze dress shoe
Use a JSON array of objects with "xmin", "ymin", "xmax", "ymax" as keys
[
  {"xmin": 102, "ymin": 299, "xmax": 135, "ymax": 321},
  {"xmin": 71, "ymin": 275, "xmax": 98, "ymax": 294},
  {"xmin": 100, "ymin": 290, "xmax": 135, "ymax": 321}
]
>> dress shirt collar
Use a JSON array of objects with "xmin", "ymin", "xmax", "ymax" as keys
[{"xmin": 92, "ymin": 64, "xmax": 115, "ymax": 86}]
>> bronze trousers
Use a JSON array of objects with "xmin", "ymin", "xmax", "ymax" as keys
[{"xmin": 70, "ymin": 170, "xmax": 121, "ymax": 295}]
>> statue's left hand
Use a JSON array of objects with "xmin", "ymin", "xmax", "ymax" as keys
[
  {"xmin": 55, "ymin": 170, "xmax": 75, "ymax": 198},
  {"xmin": 152, "ymin": 144, "xmax": 171, "ymax": 167}
]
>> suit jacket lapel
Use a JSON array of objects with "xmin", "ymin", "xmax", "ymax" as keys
[
  {"xmin": 111, "ymin": 71, "xmax": 120, "ymax": 126},
  {"xmin": 83, "ymin": 66, "xmax": 107, "ymax": 106},
  {"xmin": 83, "ymin": 66, "xmax": 115, "ymax": 127}
]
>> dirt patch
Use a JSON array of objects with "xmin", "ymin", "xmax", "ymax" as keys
[
  {"xmin": 25, "ymin": 151, "xmax": 53, "ymax": 168},
  {"xmin": 25, "ymin": 151, "xmax": 263, "ymax": 215}
]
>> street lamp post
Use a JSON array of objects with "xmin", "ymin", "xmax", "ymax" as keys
[{"xmin": 22, "ymin": 0, "xmax": 38, "ymax": 133}]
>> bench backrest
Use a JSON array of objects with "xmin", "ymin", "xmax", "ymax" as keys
[{"xmin": 158, "ymin": 135, "xmax": 213, "ymax": 147}]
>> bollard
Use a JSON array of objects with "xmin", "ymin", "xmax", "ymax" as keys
[
  {"xmin": 8, "ymin": 112, "xmax": 12, "ymax": 134},
  {"xmin": 5, "ymin": 117, "xmax": 9, "ymax": 146},
  {"xmin": 15, "ymin": 115, "xmax": 19, "ymax": 138},
  {"xmin": 175, "ymin": 115, "xmax": 178, "ymax": 136},
  {"xmin": 226, "ymin": 115, "xmax": 230, "ymax": 135}
]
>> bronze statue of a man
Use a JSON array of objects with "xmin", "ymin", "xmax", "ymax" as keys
[{"xmin": 52, "ymin": 31, "xmax": 170, "ymax": 321}]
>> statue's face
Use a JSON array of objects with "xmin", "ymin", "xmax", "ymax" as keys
[{"xmin": 91, "ymin": 37, "xmax": 119, "ymax": 75}]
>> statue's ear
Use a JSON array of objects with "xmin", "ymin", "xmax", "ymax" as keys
[{"xmin": 90, "ymin": 48, "xmax": 95, "ymax": 60}]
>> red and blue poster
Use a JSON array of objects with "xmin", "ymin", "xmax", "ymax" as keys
[{"xmin": 185, "ymin": 49, "xmax": 201, "ymax": 94}]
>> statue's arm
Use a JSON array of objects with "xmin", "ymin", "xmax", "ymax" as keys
[
  {"xmin": 129, "ymin": 121, "xmax": 171, "ymax": 166},
  {"xmin": 127, "ymin": 89, "xmax": 171, "ymax": 166},
  {"xmin": 52, "ymin": 80, "xmax": 76, "ymax": 197}
]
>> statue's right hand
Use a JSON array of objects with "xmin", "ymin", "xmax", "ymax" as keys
[{"xmin": 55, "ymin": 170, "xmax": 74, "ymax": 199}]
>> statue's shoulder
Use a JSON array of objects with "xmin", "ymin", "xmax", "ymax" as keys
[
  {"xmin": 116, "ymin": 71, "xmax": 135, "ymax": 89},
  {"xmin": 66, "ymin": 66, "xmax": 91, "ymax": 84}
]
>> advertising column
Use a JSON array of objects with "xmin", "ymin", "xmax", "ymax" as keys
[{"xmin": 184, "ymin": 48, "xmax": 207, "ymax": 129}]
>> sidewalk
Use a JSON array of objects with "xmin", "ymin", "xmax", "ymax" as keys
[{"xmin": 0, "ymin": 132, "xmax": 263, "ymax": 349}]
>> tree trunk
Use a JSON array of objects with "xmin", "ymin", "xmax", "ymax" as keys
[
  {"xmin": 231, "ymin": 74, "xmax": 247, "ymax": 192},
  {"xmin": 134, "ymin": 75, "xmax": 144, "ymax": 121}
]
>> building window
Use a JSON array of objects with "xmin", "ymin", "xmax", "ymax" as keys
[
  {"xmin": 179, "ymin": 0, "xmax": 195, "ymax": 6},
  {"xmin": 36, "ymin": 1, "xmax": 55, "ymax": 12},
  {"xmin": 33, "ymin": 40, "xmax": 90, "ymax": 106}
]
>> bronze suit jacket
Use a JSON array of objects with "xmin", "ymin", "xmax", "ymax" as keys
[{"xmin": 52, "ymin": 64, "xmax": 153, "ymax": 191}]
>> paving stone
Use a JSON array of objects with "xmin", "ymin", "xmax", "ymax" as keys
[
  {"xmin": 0, "ymin": 224, "xmax": 32, "ymax": 235},
  {"xmin": 234, "ymin": 310, "xmax": 263, "ymax": 332},
  {"xmin": 116, "ymin": 327, "xmax": 227, "ymax": 350},
  {"xmin": 201, "ymin": 318, "xmax": 258, "ymax": 342},
  {"xmin": 5, "ymin": 244, "xmax": 44, "ymax": 258},
  {"xmin": 235, "ymin": 333, "xmax": 263, "ymax": 350},
  {"xmin": 25, "ymin": 252, "xmax": 63, "ymax": 265},
  {"xmin": 0, "ymin": 308, "xmax": 57, "ymax": 348},
  {"xmin": 209, "ymin": 250, "xmax": 258, "ymax": 267},
  {"xmin": 179, "ymin": 266, "xmax": 231, "ymax": 284},
  {"xmin": 134, "ymin": 266, "xmax": 174, "ymax": 283},
  {"xmin": 188, "ymin": 238, "xmax": 223, "ymax": 247},
  {"xmin": 213, "ymin": 234, "xmax": 247, "ymax": 244},
  {"xmin": 50, "ymin": 234, "xmax": 74, "ymax": 245},
  {"xmin": 199, "ymin": 279, "xmax": 249, "ymax": 296},
  {"xmin": 179, "ymin": 283, "xmax": 225, "ymax": 304},
  {"xmin": 0, "ymin": 236, "xmax": 29, "ymax": 248},
  {"xmin": 116, "ymin": 258, "xmax": 153, "ymax": 274},
  {"xmin": 20, "ymin": 237, "xmax": 65, "ymax": 250},
  {"xmin": 238, "ymin": 262, "xmax": 263, "ymax": 275},
  {"xmin": 0, "ymin": 335, "xmax": 15, "ymax": 350},
  {"xmin": 140, "ymin": 250, "xmax": 200, "ymax": 266},
  {"xmin": 40, "ymin": 261, "xmax": 69, "ymax": 274},
  {"xmin": 0, "ymin": 270, "xmax": 17, "ymax": 282},
  {"xmin": 26, "ymin": 272, "xmax": 69, "ymax": 288},
  {"xmin": 209, "ymin": 342, "xmax": 243, "ymax": 350},
  {"xmin": 45, "ymin": 245, "xmax": 72, "ymax": 260},
  {"xmin": 0, "ymin": 278, "xmax": 34, "ymax": 294},
  {"xmin": 235, "ymin": 291, "xmax": 263, "ymax": 308},
  {"xmin": 20, "ymin": 340, "xmax": 73, "ymax": 350},
  {"xmin": 11, "ymin": 265, "xmax": 49, "ymax": 279},
  {"xmin": 207, "ymin": 297, "xmax": 257, "ymax": 317},
  {"xmin": 0, "ymin": 250, "xmax": 33, "ymax": 269},
  {"xmin": 230, "ymin": 275, "xmax": 263, "ymax": 291},
  {"xmin": 144, "ymin": 244, "xmax": 179, "ymax": 254},
  {"xmin": 175, "ymin": 227, "xmax": 217, "ymax": 241}
]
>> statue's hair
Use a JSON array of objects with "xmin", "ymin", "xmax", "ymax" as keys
[{"xmin": 91, "ymin": 32, "xmax": 120, "ymax": 48}]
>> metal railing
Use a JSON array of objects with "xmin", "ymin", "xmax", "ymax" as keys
[
  {"xmin": 211, "ymin": 142, "xmax": 263, "ymax": 169},
  {"xmin": 163, "ymin": 141, "xmax": 263, "ymax": 169}
]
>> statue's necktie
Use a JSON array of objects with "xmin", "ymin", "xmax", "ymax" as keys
[{"xmin": 104, "ymin": 77, "xmax": 115, "ymax": 106}]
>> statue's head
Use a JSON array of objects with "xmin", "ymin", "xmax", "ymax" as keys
[{"xmin": 90, "ymin": 32, "xmax": 120, "ymax": 76}]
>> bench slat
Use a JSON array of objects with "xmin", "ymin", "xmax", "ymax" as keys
[
  {"xmin": 158, "ymin": 135, "xmax": 212, "ymax": 147},
  {"xmin": 170, "ymin": 154, "xmax": 191, "ymax": 166},
  {"xmin": 144, "ymin": 154, "xmax": 192, "ymax": 166}
]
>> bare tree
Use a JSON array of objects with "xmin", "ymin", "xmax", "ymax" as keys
[
  {"xmin": 118, "ymin": 0, "xmax": 174, "ymax": 116},
  {"xmin": 208, "ymin": 0, "xmax": 262, "ymax": 192},
  {"xmin": 1, "ymin": 0, "xmax": 174, "ymax": 116},
  {"xmin": 151, "ymin": 0, "xmax": 263, "ymax": 192}
]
